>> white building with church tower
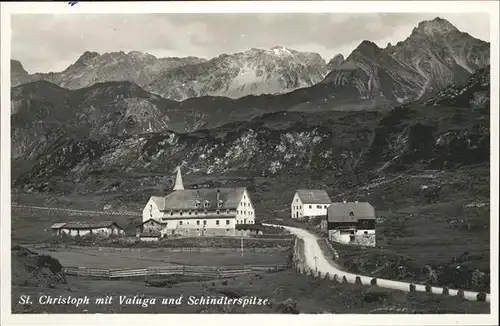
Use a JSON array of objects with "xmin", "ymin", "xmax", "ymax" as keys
[{"xmin": 141, "ymin": 167, "xmax": 256, "ymax": 237}]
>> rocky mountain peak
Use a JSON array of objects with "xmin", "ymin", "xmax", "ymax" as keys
[
  {"xmin": 352, "ymin": 40, "xmax": 383, "ymax": 57},
  {"xmin": 327, "ymin": 54, "xmax": 345, "ymax": 71},
  {"xmin": 412, "ymin": 17, "xmax": 459, "ymax": 38},
  {"xmin": 11, "ymin": 59, "xmax": 28, "ymax": 75},
  {"xmin": 73, "ymin": 51, "xmax": 100, "ymax": 67}
]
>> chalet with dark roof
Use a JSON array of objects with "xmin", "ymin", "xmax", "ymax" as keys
[{"xmin": 327, "ymin": 201, "xmax": 376, "ymax": 247}]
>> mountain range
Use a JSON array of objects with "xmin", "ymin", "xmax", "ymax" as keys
[
  {"xmin": 12, "ymin": 17, "xmax": 489, "ymax": 105},
  {"xmin": 10, "ymin": 17, "xmax": 490, "ymax": 213}
]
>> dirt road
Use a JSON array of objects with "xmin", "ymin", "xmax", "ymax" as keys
[{"xmin": 265, "ymin": 224, "xmax": 490, "ymax": 303}]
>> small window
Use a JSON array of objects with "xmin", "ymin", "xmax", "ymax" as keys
[
  {"xmin": 309, "ymin": 205, "xmax": 312, "ymax": 209},
  {"xmin": 364, "ymin": 231, "xmax": 368, "ymax": 235},
  {"xmin": 204, "ymin": 210, "xmax": 208, "ymax": 215},
  {"xmin": 216, "ymin": 220, "xmax": 220, "ymax": 225},
  {"xmin": 203, "ymin": 220, "xmax": 207, "ymax": 225},
  {"xmin": 189, "ymin": 211, "xmax": 192, "ymax": 215},
  {"xmin": 180, "ymin": 211, "xmax": 183, "ymax": 216},
  {"xmin": 226, "ymin": 229, "xmax": 230, "ymax": 231},
  {"xmin": 317, "ymin": 205, "xmax": 322, "ymax": 209},
  {"xmin": 195, "ymin": 211, "xmax": 198, "ymax": 215},
  {"xmin": 179, "ymin": 221, "xmax": 183, "ymax": 225},
  {"xmin": 226, "ymin": 220, "xmax": 230, "ymax": 225},
  {"xmin": 216, "ymin": 210, "xmax": 220, "ymax": 214},
  {"xmin": 197, "ymin": 220, "xmax": 200, "ymax": 225},
  {"xmin": 226, "ymin": 209, "xmax": 230, "ymax": 214},
  {"xmin": 349, "ymin": 211, "xmax": 354, "ymax": 216},
  {"xmin": 170, "ymin": 212, "xmax": 174, "ymax": 216}
]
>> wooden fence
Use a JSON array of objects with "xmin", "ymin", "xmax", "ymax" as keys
[
  {"xmin": 19, "ymin": 243, "xmax": 289, "ymax": 253},
  {"xmin": 63, "ymin": 264, "xmax": 289, "ymax": 279}
]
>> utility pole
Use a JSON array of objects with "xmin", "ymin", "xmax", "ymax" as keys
[{"xmin": 240, "ymin": 230, "xmax": 244, "ymax": 256}]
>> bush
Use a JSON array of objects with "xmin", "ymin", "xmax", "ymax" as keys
[{"xmin": 274, "ymin": 298, "xmax": 300, "ymax": 314}]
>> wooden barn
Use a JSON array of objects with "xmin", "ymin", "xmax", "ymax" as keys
[
  {"xmin": 136, "ymin": 218, "xmax": 163, "ymax": 241},
  {"xmin": 51, "ymin": 221, "xmax": 125, "ymax": 237}
]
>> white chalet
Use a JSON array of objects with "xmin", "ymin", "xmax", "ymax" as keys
[
  {"xmin": 291, "ymin": 189, "xmax": 332, "ymax": 220},
  {"xmin": 142, "ymin": 167, "xmax": 256, "ymax": 237}
]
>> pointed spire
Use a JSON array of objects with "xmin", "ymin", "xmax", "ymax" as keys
[{"xmin": 173, "ymin": 166, "xmax": 184, "ymax": 191}]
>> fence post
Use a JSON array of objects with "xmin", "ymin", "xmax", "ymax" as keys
[
  {"xmin": 342, "ymin": 275, "xmax": 348, "ymax": 284},
  {"xmin": 442, "ymin": 287, "xmax": 449, "ymax": 296},
  {"xmin": 457, "ymin": 289, "xmax": 465, "ymax": 299},
  {"xmin": 425, "ymin": 284, "xmax": 432, "ymax": 293},
  {"xmin": 355, "ymin": 276, "xmax": 362, "ymax": 285}
]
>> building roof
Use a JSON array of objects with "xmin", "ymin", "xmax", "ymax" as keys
[
  {"xmin": 150, "ymin": 196, "xmax": 166, "ymax": 211},
  {"xmin": 51, "ymin": 222, "xmax": 67, "ymax": 229},
  {"xmin": 296, "ymin": 189, "xmax": 332, "ymax": 204},
  {"xmin": 61, "ymin": 221, "xmax": 123, "ymax": 230},
  {"xmin": 327, "ymin": 202, "xmax": 375, "ymax": 222},
  {"xmin": 161, "ymin": 187, "xmax": 247, "ymax": 211},
  {"xmin": 173, "ymin": 166, "xmax": 184, "ymax": 190},
  {"xmin": 136, "ymin": 218, "xmax": 163, "ymax": 227}
]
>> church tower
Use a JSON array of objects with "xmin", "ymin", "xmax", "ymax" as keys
[{"xmin": 173, "ymin": 166, "xmax": 184, "ymax": 191}]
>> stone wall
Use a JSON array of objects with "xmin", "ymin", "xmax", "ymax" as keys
[
  {"xmin": 352, "ymin": 234, "xmax": 376, "ymax": 247},
  {"xmin": 328, "ymin": 230, "xmax": 376, "ymax": 247}
]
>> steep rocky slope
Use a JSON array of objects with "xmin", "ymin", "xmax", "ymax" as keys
[
  {"xmin": 12, "ymin": 67, "xmax": 490, "ymax": 214},
  {"xmin": 145, "ymin": 46, "xmax": 327, "ymax": 100},
  {"xmin": 10, "ymin": 51, "xmax": 205, "ymax": 90},
  {"xmin": 11, "ymin": 47, "xmax": 327, "ymax": 101},
  {"xmin": 11, "ymin": 18, "xmax": 488, "ymax": 109},
  {"xmin": 321, "ymin": 17, "xmax": 489, "ymax": 107}
]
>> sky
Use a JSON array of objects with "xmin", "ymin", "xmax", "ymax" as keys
[{"xmin": 11, "ymin": 13, "xmax": 491, "ymax": 74}]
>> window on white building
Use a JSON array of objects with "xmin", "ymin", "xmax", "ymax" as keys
[
  {"xmin": 170, "ymin": 212, "xmax": 174, "ymax": 216},
  {"xmin": 216, "ymin": 220, "xmax": 220, "ymax": 225},
  {"xmin": 196, "ymin": 220, "xmax": 200, "ymax": 225},
  {"xmin": 317, "ymin": 205, "xmax": 322, "ymax": 209},
  {"xmin": 203, "ymin": 220, "xmax": 207, "ymax": 225},
  {"xmin": 226, "ymin": 220, "xmax": 230, "ymax": 225},
  {"xmin": 216, "ymin": 210, "xmax": 220, "ymax": 215},
  {"xmin": 226, "ymin": 209, "xmax": 230, "ymax": 214},
  {"xmin": 179, "ymin": 221, "xmax": 183, "ymax": 225},
  {"xmin": 204, "ymin": 201, "xmax": 210, "ymax": 208}
]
